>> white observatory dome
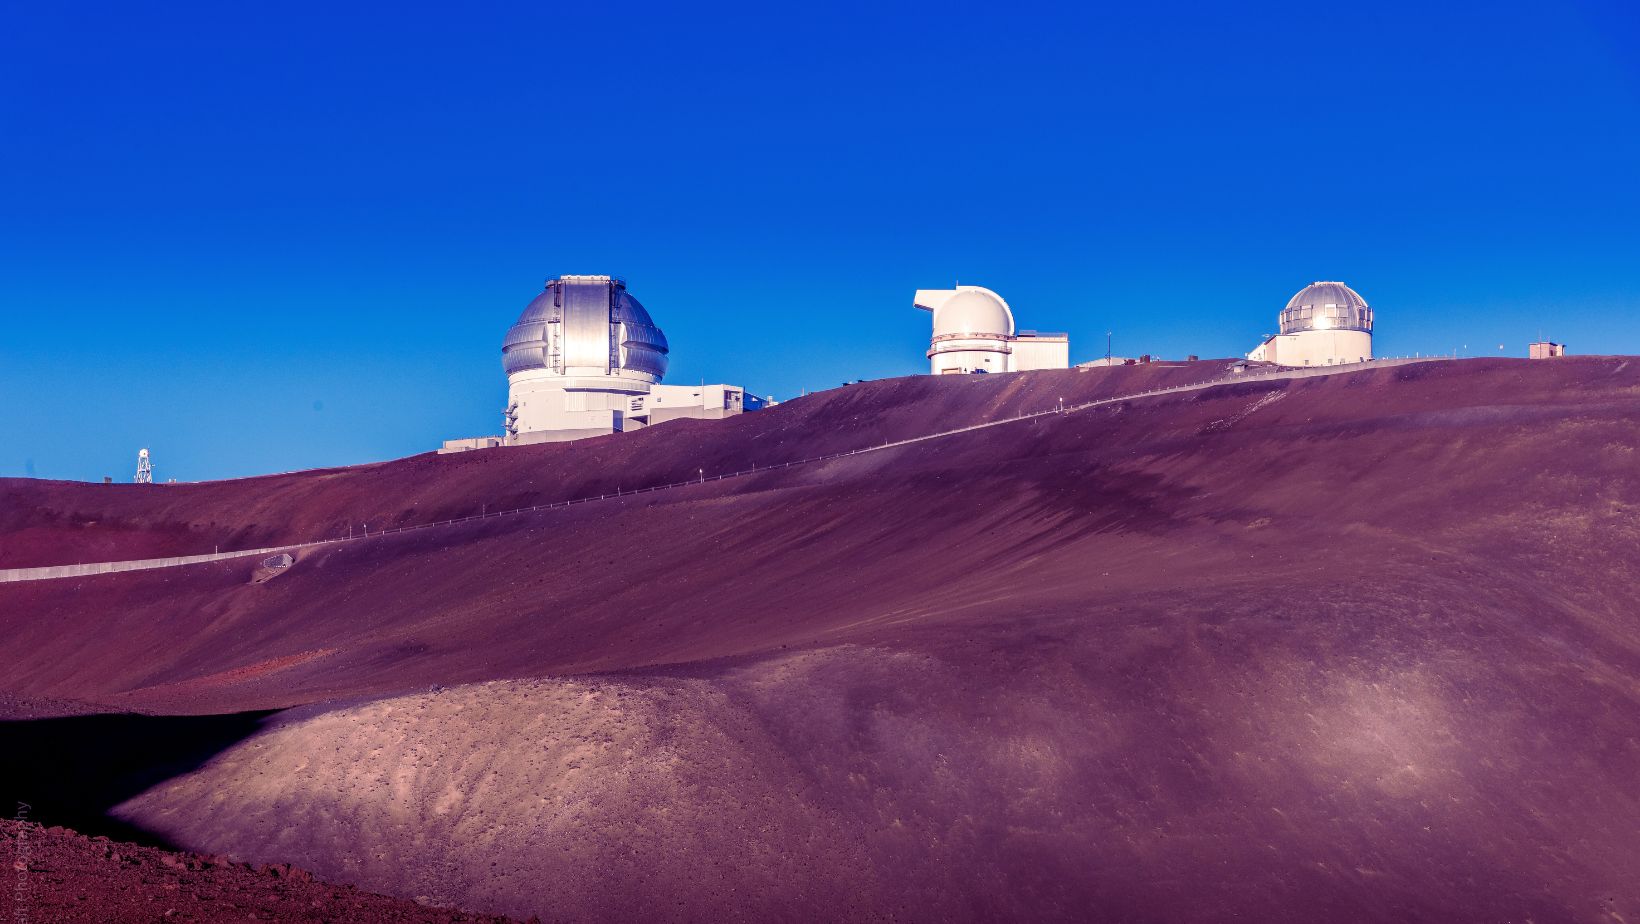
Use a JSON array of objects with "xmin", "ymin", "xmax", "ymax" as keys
[
  {"xmin": 1279, "ymin": 281, "xmax": 1372, "ymax": 335},
  {"xmin": 932, "ymin": 288, "xmax": 1015, "ymax": 339}
]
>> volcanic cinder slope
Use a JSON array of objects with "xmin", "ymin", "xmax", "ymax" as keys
[
  {"xmin": 3, "ymin": 358, "xmax": 1639, "ymax": 923},
  {"xmin": 0, "ymin": 819, "xmax": 520, "ymax": 923}
]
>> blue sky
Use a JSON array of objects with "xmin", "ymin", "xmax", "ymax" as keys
[{"xmin": 3, "ymin": 0, "xmax": 1637, "ymax": 482}]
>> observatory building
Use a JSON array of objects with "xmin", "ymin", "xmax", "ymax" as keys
[
  {"xmin": 500, "ymin": 274, "xmax": 669, "ymax": 442},
  {"xmin": 913, "ymin": 285, "xmax": 1069, "ymax": 374},
  {"xmin": 1247, "ymin": 281, "xmax": 1374, "ymax": 367},
  {"xmin": 441, "ymin": 274, "xmax": 762, "ymax": 451}
]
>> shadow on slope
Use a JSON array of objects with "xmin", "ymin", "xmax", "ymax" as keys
[{"xmin": 0, "ymin": 709, "xmax": 276, "ymax": 846}]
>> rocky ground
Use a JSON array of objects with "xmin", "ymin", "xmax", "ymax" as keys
[{"xmin": 2, "ymin": 819, "xmax": 521, "ymax": 923}]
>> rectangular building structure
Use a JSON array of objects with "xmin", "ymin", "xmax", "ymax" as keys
[
  {"xmin": 440, "ymin": 384, "xmax": 765, "ymax": 453},
  {"xmin": 1012, "ymin": 332, "xmax": 1070, "ymax": 371}
]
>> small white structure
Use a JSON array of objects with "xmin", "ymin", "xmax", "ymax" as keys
[
  {"xmin": 639, "ymin": 383, "xmax": 764, "ymax": 425},
  {"xmin": 441, "ymin": 274, "xmax": 762, "ymax": 452},
  {"xmin": 1528, "ymin": 341, "xmax": 1567, "ymax": 359},
  {"xmin": 438, "ymin": 436, "xmax": 505, "ymax": 453},
  {"xmin": 134, "ymin": 448, "xmax": 153, "ymax": 484},
  {"xmin": 913, "ymin": 285, "xmax": 1069, "ymax": 374},
  {"xmin": 1247, "ymin": 281, "xmax": 1374, "ymax": 367}
]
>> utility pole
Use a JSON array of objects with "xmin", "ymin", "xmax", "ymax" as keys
[{"xmin": 1106, "ymin": 331, "xmax": 1112, "ymax": 362}]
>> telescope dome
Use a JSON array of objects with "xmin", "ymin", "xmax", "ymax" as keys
[
  {"xmin": 502, "ymin": 275, "xmax": 669, "ymax": 380},
  {"xmin": 1280, "ymin": 281, "xmax": 1372, "ymax": 335},
  {"xmin": 932, "ymin": 288, "xmax": 1015, "ymax": 339}
]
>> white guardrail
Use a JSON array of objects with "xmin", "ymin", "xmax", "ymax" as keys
[{"xmin": 0, "ymin": 358, "xmax": 1439, "ymax": 584}]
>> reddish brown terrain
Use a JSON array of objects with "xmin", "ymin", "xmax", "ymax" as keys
[
  {"xmin": 1, "ymin": 819, "xmax": 519, "ymax": 922},
  {"xmin": 2, "ymin": 358, "xmax": 1639, "ymax": 922}
]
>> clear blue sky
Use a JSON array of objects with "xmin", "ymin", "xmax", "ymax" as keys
[{"xmin": 3, "ymin": 1, "xmax": 1637, "ymax": 482}]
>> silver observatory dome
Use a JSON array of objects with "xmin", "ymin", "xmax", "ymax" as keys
[
  {"xmin": 501, "ymin": 275, "xmax": 669, "ymax": 380},
  {"xmin": 1278, "ymin": 281, "xmax": 1372, "ymax": 335}
]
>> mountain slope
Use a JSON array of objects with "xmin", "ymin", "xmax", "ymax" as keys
[{"xmin": 2, "ymin": 357, "xmax": 1638, "ymax": 922}]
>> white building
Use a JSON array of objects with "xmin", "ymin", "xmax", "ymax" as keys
[
  {"xmin": 441, "ymin": 275, "xmax": 762, "ymax": 452},
  {"xmin": 913, "ymin": 285, "xmax": 1070, "ymax": 374},
  {"xmin": 1247, "ymin": 281, "xmax": 1374, "ymax": 367}
]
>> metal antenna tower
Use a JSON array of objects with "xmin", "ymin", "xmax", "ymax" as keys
[{"xmin": 135, "ymin": 448, "xmax": 153, "ymax": 484}]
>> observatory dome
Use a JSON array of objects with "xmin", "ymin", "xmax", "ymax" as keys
[
  {"xmin": 932, "ymin": 288, "xmax": 1015, "ymax": 339},
  {"xmin": 501, "ymin": 275, "xmax": 669, "ymax": 380},
  {"xmin": 1279, "ymin": 281, "xmax": 1372, "ymax": 335}
]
